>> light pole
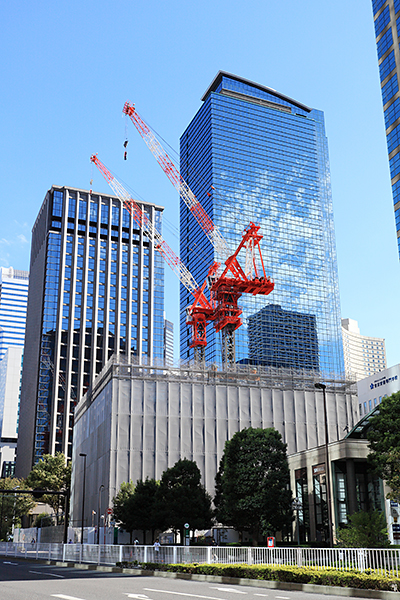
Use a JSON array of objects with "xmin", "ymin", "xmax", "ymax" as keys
[
  {"xmin": 79, "ymin": 453, "xmax": 87, "ymax": 545},
  {"xmin": 97, "ymin": 484, "xmax": 104, "ymax": 545},
  {"xmin": 315, "ymin": 382, "xmax": 333, "ymax": 547},
  {"xmin": 12, "ymin": 485, "xmax": 20, "ymax": 538},
  {"xmin": 292, "ymin": 497, "xmax": 302, "ymax": 546}
]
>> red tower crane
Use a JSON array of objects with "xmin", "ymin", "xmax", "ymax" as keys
[
  {"xmin": 90, "ymin": 154, "xmax": 214, "ymax": 352},
  {"xmin": 122, "ymin": 102, "xmax": 274, "ymax": 365}
]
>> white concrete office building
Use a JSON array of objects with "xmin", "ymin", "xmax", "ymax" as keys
[
  {"xmin": 341, "ymin": 318, "xmax": 386, "ymax": 381},
  {"xmin": 0, "ymin": 267, "xmax": 29, "ymax": 362},
  {"xmin": 70, "ymin": 356, "xmax": 358, "ymax": 535}
]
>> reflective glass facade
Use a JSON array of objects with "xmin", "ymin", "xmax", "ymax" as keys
[
  {"xmin": 180, "ymin": 72, "xmax": 344, "ymax": 377},
  {"xmin": 17, "ymin": 186, "xmax": 164, "ymax": 473},
  {"xmin": 372, "ymin": 0, "xmax": 400, "ymax": 258}
]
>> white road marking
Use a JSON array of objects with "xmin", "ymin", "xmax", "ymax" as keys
[
  {"xmin": 125, "ymin": 595, "xmax": 151, "ymax": 599},
  {"xmin": 30, "ymin": 570, "xmax": 65, "ymax": 578},
  {"xmin": 52, "ymin": 595, "xmax": 87, "ymax": 600},
  {"xmin": 254, "ymin": 595, "xmax": 269, "ymax": 597},
  {"xmin": 275, "ymin": 597, "xmax": 290, "ymax": 599},
  {"xmin": 144, "ymin": 589, "xmax": 226, "ymax": 600},
  {"xmin": 3, "ymin": 561, "xmax": 18, "ymax": 565},
  {"xmin": 210, "ymin": 588, "xmax": 247, "ymax": 594}
]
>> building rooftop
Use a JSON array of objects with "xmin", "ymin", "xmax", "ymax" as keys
[{"xmin": 201, "ymin": 71, "xmax": 312, "ymax": 113}]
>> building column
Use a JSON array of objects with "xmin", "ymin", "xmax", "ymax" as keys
[{"xmin": 346, "ymin": 458, "xmax": 358, "ymax": 515}]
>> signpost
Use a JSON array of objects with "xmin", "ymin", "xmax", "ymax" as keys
[{"xmin": 184, "ymin": 522, "xmax": 190, "ymax": 546}]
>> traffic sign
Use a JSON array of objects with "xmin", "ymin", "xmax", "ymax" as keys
[
  {"xmin": 184, "ymin": 523, "xmax": 189, "ymax": 529},
  {"xmin": 106, "ymin": 507, "xmax": 113, "ymax": 515}
]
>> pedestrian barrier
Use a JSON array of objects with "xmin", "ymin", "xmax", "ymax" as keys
[{"xmin": 0, "ymin": 542, "xmax": 398, "ymax": 578}]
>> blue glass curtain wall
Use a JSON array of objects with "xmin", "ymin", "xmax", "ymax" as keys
[{"xmin": 180, "ymin": 74, "xmax": 344, "ymax": 378}]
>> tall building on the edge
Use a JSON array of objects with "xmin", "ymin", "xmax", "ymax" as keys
[
  {"xmin": 0, "ymin": 267, "xmax": 28, "ymax": 476},
  {"xmin": 0, "ymin": 267, "xmax": 29, "ymax": 361},
  {"xmin": 179, "ymin": 72, "xmax": 345, "ymax": 377},
  {"xmin": 16, "ymin": 185, "xmax": 164, "ymax": 477},
  {"xmin": 341, "ymin": 318, "xmax": 386, "ymax": 381},
  {"xmin": 372, "ymin": 0, "xmax": 400, "ymax": 258},
  {"xmin": 0, "ymin": 346, "xmax": 23, "ymax": 476}
]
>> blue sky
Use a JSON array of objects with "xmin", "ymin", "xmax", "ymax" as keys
[{"xmin": 1, "ymin": 0, "xmax": 399, "ymax": 366}]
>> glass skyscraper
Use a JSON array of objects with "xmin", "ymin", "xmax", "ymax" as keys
[
  {"xmin": 0, "ymin": 267, "xmax": 29, "ymax": 361},
  {"xmin": 16, "ymin": 185, "xmax": 164, "ymax": 476},
  {"xmin": 180, "ymin": 72, "xmax": 344, "ymax": 378},
  {"xmin": 372, "ymin": 0, "xmax": 400, "ymax": 258}
]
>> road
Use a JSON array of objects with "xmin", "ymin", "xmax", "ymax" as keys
[{"xmin": 0, "ymin": 559, "xmax": 369, "ymax": 600}]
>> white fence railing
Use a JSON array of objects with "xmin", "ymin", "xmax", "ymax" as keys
[{"xmin": 0, "ymin": 543, "xmax": 399, "ymax": 578}]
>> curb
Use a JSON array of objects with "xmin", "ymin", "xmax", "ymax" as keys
[{"xmin": 4, "ymin": 557, "xmax": 398, "ymax": 599}]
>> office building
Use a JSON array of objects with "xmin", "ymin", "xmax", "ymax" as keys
[
  {"xmin": 372, "ymin": 0, "xmax": 400, "ymax": 258},
  {"xmin": 179, "ymin": 72, "xmax": 344, "ymax": 377},
  {"xmin": 0, "ymin": 267, "xmax": 29, "ymax": 361},
  {"xmin": 357, "ymin": 362, "xmax": 399, "ymax": 417},
  {"xmin": 164, "ymin": 316, "xmax": 174, "ymax": 366},
  {"xmin": 16, "ymin": 185, "xmax": 164, "ymax": 477},
  {"xmin": 70, "ymin": 356, "xmax": 358, "ymax": 533},
  {"xmin": 247, "ymin": 304, "xmax": 319, "ymax": 370},
  {"xmin": 341, "ymin": 318, "xmax": 386, "ymax": 381},
  {"xmin": 0, "ymin": 346, "xmax": 23, "ymax": 476}
]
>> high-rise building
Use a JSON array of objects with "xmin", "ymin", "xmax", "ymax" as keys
[
  {"xmin": 372, "ymin": 0, "xmax": 400, "ymax": 258},
  {"xmin": 341, "ymin": 318, "xmax": 386, "ymax": 381},
  {"xmin": 0, "ymin": 346, "xmax": 23, "ymax": 476},
  {"xmin": 247, "ymin": 304, "xmax": 319, "ymax": 370},
  {"xmin": 0, "ymin": 267, "xmax": 29, "ymax": 361},
  {"xmin": 16, "ymin": 185, "xmax": 164, "ymax": 476},
  {"xmin": 164, "ymin": 316, "xmax": 174, "ymax": 366},
  {"xmin": 180, "ymin": 72, "xmax": 344, "ymax": 377}
]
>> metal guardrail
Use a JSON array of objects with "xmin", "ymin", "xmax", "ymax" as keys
[{"xmin": 0, "ymin": 543, "xmax": 399, "ymax": 578}]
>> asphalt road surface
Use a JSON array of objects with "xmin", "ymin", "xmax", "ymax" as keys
[{"xmin": 0, "ymin": 559, "xmax": 372, "ymax": 600}]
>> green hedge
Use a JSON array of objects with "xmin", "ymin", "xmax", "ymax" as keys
[{"xmin": 116, "ymin": 562, "xmax": 399, "ymax": 592}]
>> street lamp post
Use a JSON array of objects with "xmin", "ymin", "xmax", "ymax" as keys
[
  {"xmin": 12, "ymin": 485, "xmax": 20, "ymax": 538},
  {"xmin": 79, "ymin": 453, "xmax": 87, "ymax": 545},
  {"xmin": 315, "ymin": 382, "xmax": 333, "ymax": 547},
  {"xmin": 97, "ymin": 484, "xmax": 104, "ymax": 545},
  {"xmin": 292, "ymin": 497, "xmax": 302, "ymax": 546}
]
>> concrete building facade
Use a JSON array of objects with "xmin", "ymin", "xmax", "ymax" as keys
[
  {"xmin": 341, "ymin": 318, "xmax": 386, "ymax": 381},
  {"xmin": 70, "ymin": 356, "xmax": 358, "ymax": 535},
  {"xmin": 0, "ymin": 346, "xmax": 23, "ymax": 476}
]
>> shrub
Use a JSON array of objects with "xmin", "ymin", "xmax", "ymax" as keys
[{"xmin": 115, "ymin": 562, "xmax": 399, "ymax": 592}]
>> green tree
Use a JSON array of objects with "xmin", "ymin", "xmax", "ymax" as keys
[
  {"xmin": 214, "ymin": 427, "xmax": 293, "ymax": 544},
  {"xmin": 126, "ymin": 478, "xmax": 164, "ymax": 544},
  {"xmin": 367, "ymin": 391, "xmax": 400, "ymax": 501},
  {"xmin": 26, "ymin": 452, "xmax": 71, "ymax": 521},
  {"xmin": 112, "ymin": 480, "xmax": 135, "ymax": 539},
  {"xmin": 158, "ymin": 459, "xmax": 213, "ymax": 543},
  {"xmin": 0, "ymin": 478, "xmax": 35, "ymax": 541},
  {"xmin": 336, "ymin": 510, "xmax": 390, "ymax": 548}
]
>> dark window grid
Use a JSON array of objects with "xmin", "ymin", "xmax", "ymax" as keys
[
  {"xmin": 373, "ymin": 0, "xmax": 387, "ymax": 14},
  {"xmin": 384, "ymin": 97, "xmax": 400, "ymax": 128},
  {"xmin": 382, "ymin": 74, "xmax": 399, "ymax": 106},
  {"xmin": 390, "ymin": 152, "xmax": 400, "ymax": 178},
  {"xmin": 379, "ymin": 50, "xmax": 396, "ymax": 82},
  {"xmin": 377, "ymin": 27, "xmax": 392, "ymax": 59},
  {"xmin": 387, "ymin": 121, "xmax": 400, "ymax": 153}
]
